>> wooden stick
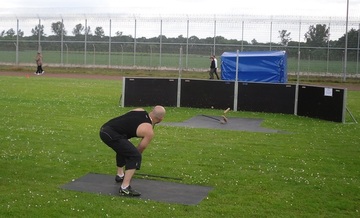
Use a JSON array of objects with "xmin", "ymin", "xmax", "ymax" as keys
[{"xmin": 224, "ymin": 108, "xmax": 230, "ymax": 114}]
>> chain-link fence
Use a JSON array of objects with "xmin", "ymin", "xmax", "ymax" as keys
[{"xmin": 0, "ymin": 14, "xmax": 359, "ymax": 78}]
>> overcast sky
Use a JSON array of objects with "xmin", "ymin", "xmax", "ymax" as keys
[{"xmin": 1, "ymin": 0, "xmax": 360, "ymax": 18}]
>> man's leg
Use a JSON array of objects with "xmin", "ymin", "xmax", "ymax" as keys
[
  {"xmin": 99, "ymin": 128, "xmax": 126, "ymax": 182},
  {"xmin": 99, "ymin": 128, "xmax": 141, "ymax": 196},
  {"xmin": 121, "ymin": 168, "xmax": 135, "ymax": 188},
  {"xmin": 215, "ymin": 69, "xmax": 220, "ymax": 79},
  {"xmin": 115, "ymin": 153, "xmax": 125, "ymax": 182},
  {"xmin": 115, "ymin": 139, "xmax": 141, "ymax": 196},
  {"xmin": 36, "ymin": 65, "xmax": 41, "ymax": 74},
  {"xmin": 209, "ymin": 69, "xmax": 214, "ymax": 79},
  {"xmin": 117, "ymin": 167, "xmax": 124, "ymax": 176}
]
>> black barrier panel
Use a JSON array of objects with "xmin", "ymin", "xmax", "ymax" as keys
[
  {"xmin": 123, "ymin": 78, "xmax": 178, "ymax": 107},
  {"xmin": 180, "ymin": 79, "xmax": 234, "ymax": 109},
  {"xmin": 122, "ymin": 77, "xmax": 346, "ymax": 123},
  {"xmin": 237, "ymin": 82, "xmax": 295, "ymax": 114},
  {"xmin": 297, "ymin": 85, "xmax": 345, "ymax": 122}
]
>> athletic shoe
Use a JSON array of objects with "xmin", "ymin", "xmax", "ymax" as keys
[
  {"xmin": 119, "ymin": 186, "xmax": 141, "ymax": 196},
  {"xmin": 41, "ymin": 71, "xmax": 45, "ymax": 74},
  {"xmin": 115, "ymin": 175, "xmax": 124, "ymax": 183}
]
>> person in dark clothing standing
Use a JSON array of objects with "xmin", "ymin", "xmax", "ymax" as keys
[
  {"xmin": 35, "ymin": 52, "xmax": 44, "ymax": 75},
  {"xmin": 213, "ymin": 55, "xmax": 220, "ymax": 79},
  {"xmin": 209, "ymin": 56, "xmax": 219, "ymax": 79},
  {"xmin": 99, "ymin": 105, "xmax": 166, "ymax": 196}
]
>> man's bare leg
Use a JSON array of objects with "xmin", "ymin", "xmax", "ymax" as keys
[
  {"xmin": 121, "ymin": 169, "xmax": 135, "ymax": 188},
  {"xmin": 117, "ymin": 167, "xmax": 124, "ymax": 176},
  {"xmin": 119, "ymin": 169, "xmax": 141, "ymax": 196}
]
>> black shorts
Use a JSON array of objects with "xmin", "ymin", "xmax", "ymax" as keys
[{"xmin": 99, "ymin": 126, "xmax": 142, "ymax": 170}]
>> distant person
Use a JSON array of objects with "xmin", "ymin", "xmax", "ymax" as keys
[
  {"xmin": 99, "ymin": 106, "xmax": 166, "ymax": 196},
  {"xmin": 35, "ymin": 52, "xmax": 44, "ymax": 75},
  {"xmin": 209, "ymin": 56, "xmax": 219, "ymax": 79},
  {"xmin": 213, "ymin": 55, "xmax": 220, "ymax": 79}
]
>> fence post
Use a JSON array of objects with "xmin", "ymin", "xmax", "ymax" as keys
[
  {"xmin": 84, "ymin": 19, "xmax": 87, "ymax": 65},
  {"xmin": 61, "ymin": 18, "xmax": 64, "ymax": 66},
  {"xmin": 133, "ymin": 18, "xmax": 137, "ymax": 66},
  {"xmin": 343, "ymin": 0, "xmax": 349, "ymax": 81},
  {"xmin": 16, "ymin": 19, "xmax": 19, "ymax": 65},
  {"xmin": 109, "ymin": 19, "xmax": 112, "ymax": 67}
]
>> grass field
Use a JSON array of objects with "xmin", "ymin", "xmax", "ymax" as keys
[
  {"xmin": 1, "ymin": 75, "xmax": 359, "ymax": 217},
  {"xmin": 1, "ymin": 50, "xmax": 360, "ymax": 75}
]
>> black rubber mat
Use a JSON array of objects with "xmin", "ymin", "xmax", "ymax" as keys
[
  {"xmin": 161, "ymin": 115, "xmax": 281, "ymax": 133},
  {"xmin": 61, "ymin": 173, "xmax": 213, "ymax": 205}
]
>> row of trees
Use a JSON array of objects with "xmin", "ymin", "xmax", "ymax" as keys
[
  {"xmin": 1, "ymin": 21, "xmax": 115, "ymax": 39},
  {"xmin": 1, "ymin": 21, "xmax": 359, "ymax": 60}
]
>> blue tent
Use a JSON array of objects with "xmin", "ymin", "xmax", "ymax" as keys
[{"xmin": 220, "ymin": 51, "xmax": 287, "ymax": 83}]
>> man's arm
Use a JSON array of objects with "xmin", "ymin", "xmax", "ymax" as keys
[{"xmin": 136, "ymin": 123, "xmax": 154, "ymax": 153}]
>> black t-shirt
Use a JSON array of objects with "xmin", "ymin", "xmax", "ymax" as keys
[
  {"xmin": 210, "ymin": 59, "xmax": 215, "ymax": 69},
  {"xmin": 103, "ymin": 110, "xmax": 152, "ymax": 139}
]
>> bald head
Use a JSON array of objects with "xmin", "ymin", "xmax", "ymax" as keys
[{"xmin": 152, "ymin": 105, "xmax": 166, "ymax": 119}]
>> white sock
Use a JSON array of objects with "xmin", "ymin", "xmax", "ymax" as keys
[
  {"xmin": 117, "ymin": 174, "xmax": 124, "ymax": 177},
  {"xmin": 121, "ymin": 185, "xmax": 128, "ymax": 189}
]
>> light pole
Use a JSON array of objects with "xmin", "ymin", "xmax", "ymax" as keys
[{"xmin": 343, "ymin": 0, "xmax": 349, "ymax": 82}]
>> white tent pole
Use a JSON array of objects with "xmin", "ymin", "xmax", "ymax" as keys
[{"xmin": 233, "ymin": 50, "xmax": 239, "ymax": 112}]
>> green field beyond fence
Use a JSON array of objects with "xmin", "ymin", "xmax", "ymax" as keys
[
  {"xmin": 0, "ymin": 75, "xmax": 359, "ymax": 217},
  {"xmin": 1, "ymin": 50, "xmax": 360, "ymax": 76}
]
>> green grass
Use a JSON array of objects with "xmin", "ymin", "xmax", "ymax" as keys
[
  {"xmin": 0, "ymin": 75, "xmax": 359, "ymax": 217},
  {"xmin": 1, "ymin": 50, "xmax": 360, "ymax": 74}
]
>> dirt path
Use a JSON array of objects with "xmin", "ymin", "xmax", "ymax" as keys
[{"xmin": 0, "ymin": 71, "xmax": 123, "ymax": 80}]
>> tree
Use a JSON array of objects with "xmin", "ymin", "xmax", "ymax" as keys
[
  {"xmin": 115, "ymin": 31, "xmax": 123, "ymax": 36},
  {"xmin": 251, "ymin": 38, "xmax": 258, "ymax": 45},
  {"xmin": 31, "ymin": 24, "xmax": 45, "ymax": 37},
  {"xmin": 3, "ymin": 28, "xmax": 24, "ymax": 37},
  {"xmin": 94, "ymin": 27, "xmax": 104, "ymax": 38},
  {"xmin": 16, "ymin": 29, "xmax": 24, "ymax": 37},
  {"xmin": 72, "ymin": 23, "xmax": 84, "ymax": 36},
  {"xmin": 6, "ymin": 28, "xmax": 15, "ymax": 37},
  {"xmin": 336, "ymin": 28, "xmax": 359, "ymax": 48},
  {"xmin": 278, "ymin": 30, "xmax": 291, "ymax": 46},
  {"xmin": 335, "ymin": 28, "xmax": 360, "ymax": 61},
  {"xmin": 51, "ymin": 21, "xmax": 67, "ymax": 36},
  {"xmin": 304, "ymin": 24, "xmax": 329, "ymax": 47},
  {"xmin": 215, "ymin": 36, "xmax": 227, "ymax": 44},
  {"xmin": 188, "ymin": 36, "xmax": 199, "ymax": 43}
]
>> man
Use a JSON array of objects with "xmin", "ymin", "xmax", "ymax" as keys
[
  {"xmin": 35, "ymin": 52, "xmax": 45, "ymax": 75},
  {"xmin": 99, "ymin": 105, "xmax": 166, "ymax": 196},
  {"xmin": 209, "ymin": 56, "xmax": 220, "ymax": 79},
  {"xmin": 213, "ymin": 55, "xmax": 220, "ymax": 79}
]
